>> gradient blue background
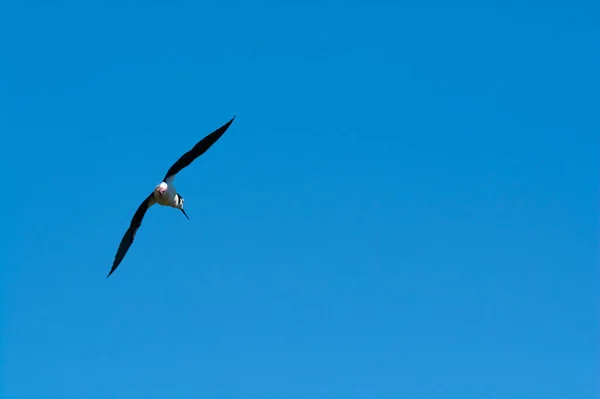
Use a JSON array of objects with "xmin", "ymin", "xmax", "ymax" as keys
[{"xmin": 1, "ymin": 1, "xmax": 598, "ymax": 398}]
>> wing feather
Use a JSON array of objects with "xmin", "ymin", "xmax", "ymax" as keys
[
  {"xmin": 107, "ymin": 192, "xmax": 156, "ymax": 278},
  {"xmin": 162, "ymin": 116, "xmax": 235, "ymax": 183}
]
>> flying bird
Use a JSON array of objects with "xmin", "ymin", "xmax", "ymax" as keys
[{"xmin": 107, "ymin": 116, "xmax": 236, "ymax": 278}]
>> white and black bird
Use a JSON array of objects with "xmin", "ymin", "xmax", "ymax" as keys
[{"xmin": 107, "ymin": 116, "xmax": 236, "ymax": 278}]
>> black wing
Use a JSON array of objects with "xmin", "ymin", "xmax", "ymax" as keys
[
  {"xmin": 107, "ymin": 192, "xmax": 156, "ymax": 278},
  {"xmin": 162, "ymin": 116, "xmax": 236, "ymax": 182}
]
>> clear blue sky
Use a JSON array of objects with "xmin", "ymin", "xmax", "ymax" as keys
[{"xmin": 1, "ymin": 0, "xmax": 598, "ymax": 398}]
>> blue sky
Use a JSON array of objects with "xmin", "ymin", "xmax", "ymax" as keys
[{"xmin": 1, "ymin": 0, "xmax": 598, "ymax": 398}]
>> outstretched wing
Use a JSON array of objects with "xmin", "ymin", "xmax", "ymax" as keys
[
  {"xmin": 107, "ymin": 192, "xmax": 156, "ymax": 278},
  {"xmin": 162, "ymin": 116, "xmax": 236, "ymax": 183}
]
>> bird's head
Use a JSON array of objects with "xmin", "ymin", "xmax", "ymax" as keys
[{"xmin": 177, "ymin": 195, "xmax": 189, "ymax": 220}]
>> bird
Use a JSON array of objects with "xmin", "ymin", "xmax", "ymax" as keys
[{"xmin": 106, "ymin": 115, "xmax": 236, "ymax": 278}]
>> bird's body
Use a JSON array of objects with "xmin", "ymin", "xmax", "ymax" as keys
[
  {"xmin": 153, "ymin": 180, "xmax": 186, "ymax": 217},
  {"xmin": 154, "ymin": 180, "xmax": 177, "ymax": 207},
  {"xmin": 107, "ymin": 116, "xmax": 236, "ymax": 278}
]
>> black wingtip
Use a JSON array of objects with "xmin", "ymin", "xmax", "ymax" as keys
[
  {"xmin": 214, "ymin": 115, "xmax": 236, "ymax": 135},
  {"xmin": 106, "ymin": 265, "xmax": 117, "ymax": 278}
]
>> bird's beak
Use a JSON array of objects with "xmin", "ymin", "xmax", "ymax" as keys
[{"xmin": 181, "ymin": 208, "xmax": 189, "ymax": 220}]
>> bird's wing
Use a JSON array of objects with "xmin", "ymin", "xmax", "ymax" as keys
[
  {"xmin": 107, "ymin": 192, "xmax": 156, "ymax": 278},
  {"xmin": 162, "ymin": 116, "xmax": 235, "ymax": 183}
]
